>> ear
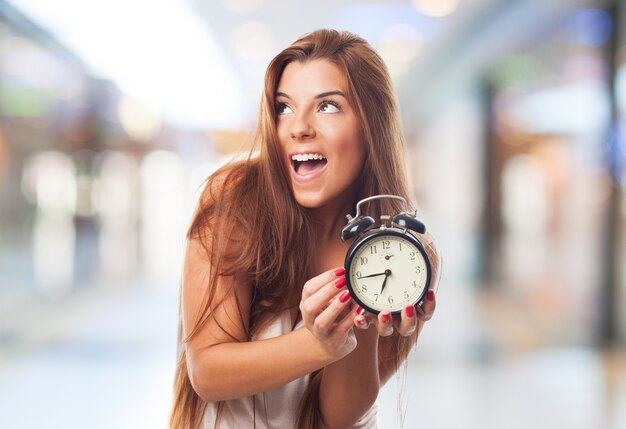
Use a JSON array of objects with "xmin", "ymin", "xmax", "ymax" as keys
[
  {"xmin": 392, "ymin": 213, "xmax": 426, "ymax": 234},
  {"xmin": 340, "ymin": 216, "xmax": 375, "ymax": 241}
]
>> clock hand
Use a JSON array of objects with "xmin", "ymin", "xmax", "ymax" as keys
[
  {"xmin": 356, "ymin": 271, "xmax": 387, "ymax": 279},
  {"xmin": 384, "ymin": 254, "xmax": 395, "ymax": 260},
  {"xmin": 380, "ymin": 269, "xmax": 392, "ymax": 294}
]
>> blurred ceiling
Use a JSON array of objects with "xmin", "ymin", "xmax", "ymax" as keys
[
  {"xmin": 192, "ymin": 0, "xmax": 590, "ymax": 123},
  {"xmin": 193, "ymin": 0, "xmax": 502, "ymax": 100},
  {"xmin": 4, "ymin": 0, "xmax": 586, "ymax": 129}
]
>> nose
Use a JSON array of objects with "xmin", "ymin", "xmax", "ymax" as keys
[{"xmin": 290, "ymin": 111, "xmax": 315, "ymax": 141}]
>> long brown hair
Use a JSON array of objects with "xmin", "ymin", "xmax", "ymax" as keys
[{"xmin": 170, "ymin": 29, "xmax": 420, "ymax": 429}]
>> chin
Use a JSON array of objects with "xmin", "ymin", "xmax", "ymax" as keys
[
  {"xmin": 294, "ymin": 194, "xmax": 324, "ymax": 209},
  {"xmin": 291, "ymin": 187, "xmax": 327, "ymax": 208},
  {"xmin": 293, "ymin": 190, "xmax": 351, "ymax": 212}
]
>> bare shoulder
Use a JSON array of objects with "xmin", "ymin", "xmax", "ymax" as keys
[{"xmin": 182, "ymin": 160, "xmax": 257, "ymax": 345}]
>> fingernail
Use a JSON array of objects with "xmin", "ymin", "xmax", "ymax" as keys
[
  {"xmin": 334, "ymin": 267, "xmax": 345, "ymax": 276},
  {"xmin": 334, "ymin": 276, "xmax": 346, "ymax": 288},
  {"xmin": 427, "ymin": 290, "xmax": 435, "ymax": 302},
  {"xmin": 356, "ymin": 306, "xmax": 363, "ymax": 315},
  {"xmin": 382, "ymin": 312, "xmax": 391, "ymax": 323},
  {"xmin": 405, "ymin": 306, "xmax": 415, "ymax": 318},
  {"xmin": 339, "ymin": 290, "xmax": 351, "ymax": 303}
]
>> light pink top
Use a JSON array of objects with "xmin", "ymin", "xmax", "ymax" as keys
[{"xmin": 202, "ymin": 311, "xmax": 378, "ymax": 428}]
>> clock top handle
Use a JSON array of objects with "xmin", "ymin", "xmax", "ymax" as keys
[
  {"xmin": 345, "ymin": 194, "xmax": 427, "ymax": 236},
  {"xmin": 352, "ymin": 194, "xmax": 408, "ymax": 218}
]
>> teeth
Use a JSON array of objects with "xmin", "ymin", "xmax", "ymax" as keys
[{"xmin": 291, "ymin": 153, "xmax": 326, "ymax": 162}]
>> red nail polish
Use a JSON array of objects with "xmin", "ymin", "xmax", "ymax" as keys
[
  {"xmin": 382, "ymin": 312, "xmax": 391, "ymax": 323},
  {"xmin": 356, "ymin": 306, "xmax": 364, "ymax": 315},
  {"xmin": 339, "ymin": 290, "xmax": 351, "ymax": 303},
  {"xmin": 334, "ymin": 276, "xmax": 346, "ymax": 288},
  {"xmin": 334, "ymin": 267, "xmax": 345, "ymax": 276},
  {"xmin": 405, "ymin": 306, "xmax": 415, "ymax": 318},
  {"xmin": 427, "ymin": 290, "xmax": 435, "ymax": 302}
]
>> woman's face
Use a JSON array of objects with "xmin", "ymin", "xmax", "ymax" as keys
[{"xmin": 275, "ymin": 59, "xmax": 366, "ymax": 210}]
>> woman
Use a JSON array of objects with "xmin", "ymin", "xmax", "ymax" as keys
[{"xmin": 170, "ymin": 29, "xmax": 440, "ymax": 429}]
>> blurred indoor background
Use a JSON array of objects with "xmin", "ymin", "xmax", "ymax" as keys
[{"xmin": 0, "ymin": 0, "xmax": 625, "ymax": 428}]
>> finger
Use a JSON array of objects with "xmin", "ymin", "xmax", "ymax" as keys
[
  {"xmin": 376, "ymin": 312, "xmax": 394, "ymax": 337},
  {"xmin": 300, "ymin": 267, "xmax": 346, "ymax": 318},
  {"xmin": 300, "ymin": 274, "xmax": 347, "ymax": 321},
  {"xmin": 311, "ymin": 289, "xmax": 353, "ymax": 335},
  {"xmin": 353, "ymin": 306, "xmax": 371, "ymax": 330},
  {"xmin": 337, "ymin": 303, "xmax": 359, "ymax": 334},
  {"xmin": 301, "ymin": 267, "xmax": 346, "ymax": 301},
  {"xmin": 396, "ymin": 305, "xmax": 418, "ymax": 337},
  {"xmin": 417, "ymin": 289, "xmax": 436, "ymax": 322}
]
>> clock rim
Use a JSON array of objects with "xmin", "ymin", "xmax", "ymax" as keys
[{"xmin": 344, "ymin": 226, "xmax": 432, "ymax": 315}]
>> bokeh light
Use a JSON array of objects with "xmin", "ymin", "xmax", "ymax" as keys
[
  {"xmin": 411, "ymin": 0, "xmax": 459, "ymax": 17},
  {"xmin": 117, "ymin": 96, "xmax": 162, "ymax": 143},
  {"xmin": 561, "ymin": 8, "xmax": 613, "ymax": 47}
]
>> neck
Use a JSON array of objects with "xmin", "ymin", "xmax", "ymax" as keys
[
  {"xmin": 307, "ymin": 193, "xmax": 360, "ymax": 244},
  {"xmin": 309, "ymin": 206, "xmax": 347, "ymax": 242},
  {"xmin": 306, "ymin": 199, "xmax": 353, "ymax": 276}
]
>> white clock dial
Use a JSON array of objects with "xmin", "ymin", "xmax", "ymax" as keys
[{"xmin": 348, "ymin": 233, "xmax": 428, "ymax": 314}]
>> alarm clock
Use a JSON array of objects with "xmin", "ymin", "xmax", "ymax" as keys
[{"xmin": 341, "ymin": 195, "xmax": 431, "ymax": 315}]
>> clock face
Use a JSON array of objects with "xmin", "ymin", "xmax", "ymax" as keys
[{"xmin": 346, "ymin": 229, "xmax": 430, "ymax": 314}]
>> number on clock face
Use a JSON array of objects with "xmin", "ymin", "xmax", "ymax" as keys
[{"xmin": 349, "ymin": 234, "xmax": 428, "ymax": 313}]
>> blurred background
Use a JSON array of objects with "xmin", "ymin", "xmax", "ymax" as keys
[{"xmin": 0, "ymin": 0, "xmax": 625, "ymax": 428}]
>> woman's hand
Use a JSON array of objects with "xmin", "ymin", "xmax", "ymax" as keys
[
  {"xmin": 299, "ymin": 267, "xmax": 358, "ymax": 360},
  {"xmin": 353, "ymin": 289, "xmax": 437, "ymax": 337}
]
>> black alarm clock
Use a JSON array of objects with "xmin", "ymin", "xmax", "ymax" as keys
[{"xmin": 341, "ymin": 195, "xmax": 431, "ymax": 315}]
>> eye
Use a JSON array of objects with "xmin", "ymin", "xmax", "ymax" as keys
[
  {"xmin": 319, "ymin": 100, "xmax": 340, "ymax": 113},
  {"xmin": 276, "ymin": 103, "xmax": 293, "ymax": 115}
]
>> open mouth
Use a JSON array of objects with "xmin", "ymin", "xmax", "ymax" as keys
[{"xmin": 290, "ymin": 153, "xmax": 328, "ymax": 176}]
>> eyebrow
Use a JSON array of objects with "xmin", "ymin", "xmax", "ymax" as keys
[{"xmin": 275, "ymin": 90, "xmax": 346, "ymax": 99}]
